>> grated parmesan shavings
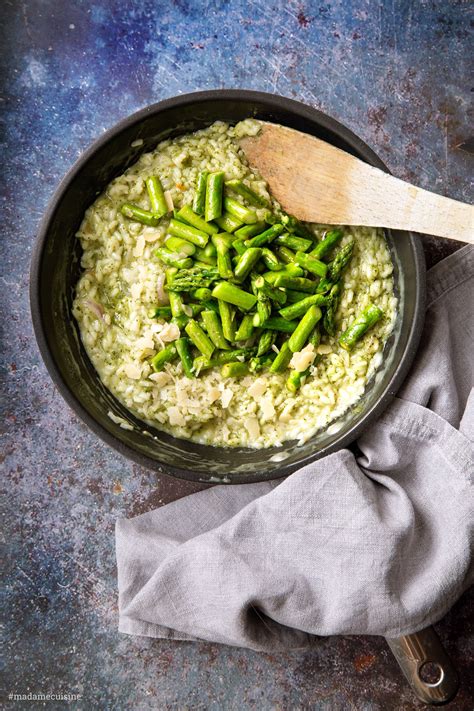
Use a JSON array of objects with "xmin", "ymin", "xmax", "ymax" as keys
[
  {"xmin": 159, "ymin": 323, "xmax": 180, "ymax": 342},
  {"xmin": 260, "ymin": 395, "xmax": 276, "ymax": 420},
  {"xmin": 244, "ymin": 416, "xmax": 260, "ymax": 439},
  {"xmin": 221, "ymin": 389, "xmax": 233, "ymax": 408},
  {"xmin": 168, "ymin": 406, "xmax": 186, "ymax": 426},
  {"xmin": 248, "ymin": 378, "xmax": 267, "ymax": 399},
  {"xmin": 208, "ymin": 387, "xmax": 221, "ymax": 404},
  {"xmin": 133, "ymin": 234, "xmax": 145, "ymax": 257},
  {"xmin": 124, "ymin": 363, "xmax": 142, "ymax": 380},
  {"xmin": 149, "ymin": 372, "xmax": 172, "ymax": 386},
  {"xmin": 290, "ymin": 344, "xmax": 316, "ymax": 373}
]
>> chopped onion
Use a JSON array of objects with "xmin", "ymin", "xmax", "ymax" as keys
[
  {"xmin": 156, "ymin": 273, "xmax": 169, "ymax": 305},
  {"xmin": 164, "ymin": 190, "xmax": 174, "ymax": 212},
  {"xmin": 84, "ymin": 299, "xmax": 105, "ymax": 320}
]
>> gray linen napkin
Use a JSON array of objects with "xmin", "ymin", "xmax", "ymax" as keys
[{"xmin": 116, "ymin": 246, "xmax": 474, "ymax": 650}]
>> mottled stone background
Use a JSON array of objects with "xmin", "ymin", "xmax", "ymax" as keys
[{"xmin": 1, "ymin": 0, "xmax": 472, "ymax": 709}]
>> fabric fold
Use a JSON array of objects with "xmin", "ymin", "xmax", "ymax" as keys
[{"xmin": 116, "ymin": 246, "xmax": 473, "ymax": 650}]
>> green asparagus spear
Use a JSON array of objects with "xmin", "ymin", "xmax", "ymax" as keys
[
  {"xmin": 168, "ymin": 218, "xmax": 209, "ymax": 248},
  {"xmin": 279, "ymin": 294, "xmax": 327, "ymax": 320},
  {"xmin": 280, "ymin": 213, "xmax": 314, "ymax": 239},
  {"xmin": 308, "ymin": 325, "xmax": 321, "ymax": 349},
  {"xmin": 205, "ymin": 172, "xmax": 225, "ymax": 222},
  {"xmin": 315, "ymin": 278, "xmax": 333, "ymax": 294},
  {"xmin": 187, "ymin": 303, "xmax": 205, "ymax": 317},
  {"xmin": 316, "ymin": 240, "xmax": 355, "ymax": 293},
  {"xmin": 269, "ymin": 341, "xmax": 293, "ymax": 372},
  {"xmin": 264, "ymin": 264, "xmax": 304, "ymax": 282},
  {"xmin": 165, "ymin": 235, "xmax": 196, "ymax": 256},
  {"xmin": 215, "ymin": 232, "xmax": 235, "ymax": 248},
  {"xmin": 253, "ymin": 299, "xmax": 271, "ymax": 327},
  {"xmin": 171, "ymin": 314, "xmax": 191, "ymax": 329},
  {"xmin": 232, "ymin": 239, "xmax": 247, "ymax": 256},
  {"xmin": 145, "ymin": 176, "xmax": 169, "ymax": 217},
  {"xmin": 166, "ymin": 267, "xmax": 184, "ymax": 318},
  {"xmin": 177, "ymin": 204, "xmax": 219, "ymax": 236},
  {"xmin": 218, "ymin": 299, "xmax": 236, "ymax": 341},
  {"xmin": 223, "ymin": 196, "xmax": 258, "ymax": 224},
  {"xmin": 276, "ymin": 246, "xmax": 297, "ymax": 264},
  {"xmin": 149, "ymin": 306, "xmax": 172, "ymax": 320},
  {"xmin": 201, "ymin": 299, "xmax": 219, "ymax": 313},
  {"xmin": 260, "ymin": 317, "xmax": 297, "ymax": 333},
  {"xmin": 154, "ymin": 247, "xmax": 193, "ymax": 270},
  {"xmin": 225, "ymin": 179, "xmax": 270, "ymax": 207},
  {"xmin": 221, "ymin": 361, "xmax": 249, "ymax": 378},
  {"xmin": 245, "ymin": 223, "xmax": 285, "ymax": 248},
  {"xmin": 276, "ymin": 234, "xmax": 313, "ymax": 252},
  {"xmin": 286, "ymin": 289, "xmax": 312, "ymax": 303},
  {"xmin": 252, "ymin": 275, "xmax": 287, "ymax": 305},
  {"xmin": 310, "ymin": 229, "xmax": 343, "ymax": 259},
  {"xmin": 215, "ymin": 211, "xmax": 243, "ymax": 233},
  {"xmin": 234, "ymin": 222, "xmax": 267, "ymax": 240},
  {"xmin": 121, "ymin": 202, "xmax": 160, "ymax": 227},
  {"xmin": 339, "ymin": 304, "xmax": 383, "ymax": 351},
  {"xmin": 193, "ymin": 347, "xmax": 256, "ymax": 372},
  {"xmin": 282, "ymin": 264, "xmax": 304, "ymax": 276},
  {"xmin": 286, "ymin": 369, "xmax": 306, "ymax": 393},
  {"xmin": 248, "ymin": 353, "xmax": 276, "ymax": 372},
  {"xmin": 294, "ymin": 251, "xmax": 328, "ymax": 277},
  {"xmin": 150, "ymin": 344, "xmax": 178, "ymax": 372},
  {"xmin": 204, "ymin": 242, "xmax": 218, "ymax": 256},
  {"xmin": 261, "ymin": 248, "xmax": 283, "ymax": 271},
  {"xmin": 194, "ymin": 243, "xmax": 217, "ymax": 265},
  {"xmin": 263, "ymin": 269, "xmax": 296, "ymax": 286},
  {"xmin": 323, "ymin": 282, "xmax": 341, "ymax": 336},
  {"xmin": 175, "ymin": 337, "xmax": 195, "ymax": 378},
  {"xmin": 263, "ymin": 211, "xmax": 278, "ymax": 225},
  {"xmin": 201, "ymin": 310, "xmax": 230, "ymax": 350},
  {"xmin": 262, "ymin": 271, "xmax": 279, "ymax": 285},
  {"xmin": 185, "ymin": 319, "xmax": 215, "ymax": 359},
  {"xmin": 165, "ymin": 267, "xmax": 220, "ymax": 292},
  {"xmin": 251, "ymin": 274, "xmax": 272, "ymax": 327},
  {"xmin": 234, "ymin": 313, "xmax": 255, "ymax": 341},
  {"xmin": 288, "ymin": 306, "xmax": 323, "ymax": 352},
  {"xmin": 257, "ymin": 330, "xmax": 277, "ymax": 357},
  {"xmin": 328, "ymin": 239, "xmax": 355, "ymax": 281},
  {"xmin": 212, "ymin": 282, "xmax": 257, "ymax": 311},
  {"xmin": 212, "ymin": 234, "xmax": 234, "ymax": 280},
  {"xmin": 234, "ymin": 248, "xmax": 262, "ymax": 282},
  {"xmin": 191, "ymin": 287, "xmax": 212, "ymax": 301},
  {"xmin": 273, "ymin": 274, "xmax": 316, "ymax": 292},
  {"xmin": 193, "ymin": 171, "xmax": 208, "ymax": 216}
]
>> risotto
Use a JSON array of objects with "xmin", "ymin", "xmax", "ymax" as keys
[{"xmin": 72, "ymin": 120, "xmax": 397, "ymax": 448}]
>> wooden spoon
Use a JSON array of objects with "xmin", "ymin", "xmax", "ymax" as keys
[{"xmin": 240, "ymin": 122, "xmax": 473, "ymax": 243}]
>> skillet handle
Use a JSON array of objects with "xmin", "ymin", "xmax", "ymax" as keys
[{"xmin": 385, "ymin": 626, "xmax": 459, "ymax": 705}]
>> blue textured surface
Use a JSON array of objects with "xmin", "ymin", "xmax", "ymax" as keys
[{"xmin": 1, "ymin": 1, "xmax": 473, "ymax": 709}]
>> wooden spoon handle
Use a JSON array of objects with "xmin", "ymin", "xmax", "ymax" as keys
[{"xmin": 350, "ymin": 169, "xmax": 474, "ymax": 244}]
